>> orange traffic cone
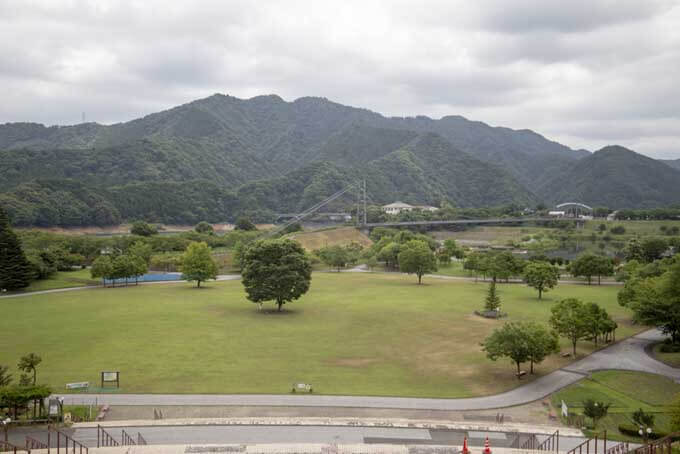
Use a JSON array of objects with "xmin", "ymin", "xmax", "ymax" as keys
[
  {"xmin": 462, "ymin": 436, "xmax": 470, "ymax": 454},
  {"xmin": 483, "ymin": 436, "xmax": 492, "ymax": 454}
]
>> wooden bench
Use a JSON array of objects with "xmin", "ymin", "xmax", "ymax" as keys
[
  {"xmin": 516, "ymin": 371, "xmax": 527, "ymax": 378},
  {"xmin": 292, "ymin": 383, "xmax": 313, "ymax": 393}
]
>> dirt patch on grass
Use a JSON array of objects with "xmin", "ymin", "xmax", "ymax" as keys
[{"xmin": 329, "ymin": 357, "xmax": 378, "ymax": 367}]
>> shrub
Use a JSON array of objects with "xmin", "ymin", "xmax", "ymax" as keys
[
  {"xmin": 611, "ymin": 225, "xmax": 626, "ymax": 235},
  {"xmin": 618, "ymin": 424, "xmax": 666, "ymax": 439}
]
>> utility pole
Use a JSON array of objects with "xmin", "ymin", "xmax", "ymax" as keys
[{"xmin": 363, "ymin": 179, "xmax": 367, "ymax": 226}]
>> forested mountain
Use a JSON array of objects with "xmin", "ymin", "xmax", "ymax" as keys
[
  {"xmin": 540, "ymin": 146, "xmax": 680, "ymax": 208},
  {"xmin": 661, "ymin": 159, "xmax": 680, "ymax": 171},
  {"xmin": 1, "ymin": 94, "xmax": 679, "ymax": 226}
]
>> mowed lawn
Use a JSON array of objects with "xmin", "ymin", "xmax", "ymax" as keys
[
  {"xmin": 0, "ymin": 273, "xmax": 642, "ymax": 397},
  {"xmin": 552, "ymin": 371, "xmax": 680, "ymax": 441}
]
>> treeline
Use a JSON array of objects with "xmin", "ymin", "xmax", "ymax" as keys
[
  {"xmin": 615, "ymin": 207, "xmax": 680, "ymax": 220},
  {"xmin": 0, "ymin": 179, "xmax": 273, "ymax": 227}
]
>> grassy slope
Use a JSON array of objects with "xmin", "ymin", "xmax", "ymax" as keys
[
  {"xmin": 289, "ymin": 227, "xmax": 372, "ymax": 251},
  {"xmin": 552, "ymin": 371, "xmax": 680, "ymax": 441},
  {"xmin": 1, "ymin": 273, "xmax": 640, "ymax": 396},
  {"xmin": 651, "ymin": 344, "xmax": 680, "ymax": 368},
  {"xmin": 21, "ymin": 269, "xmax": 99, "ymax": 292}
]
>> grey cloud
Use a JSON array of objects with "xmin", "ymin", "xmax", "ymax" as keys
[{"xmin": 0, "ymin": 0, "xmax": 678, "ymax": 158}]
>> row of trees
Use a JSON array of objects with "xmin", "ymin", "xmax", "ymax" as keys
[{"xmin": 482, "ymin": 298, "xmax": 616, "ymax": 376}]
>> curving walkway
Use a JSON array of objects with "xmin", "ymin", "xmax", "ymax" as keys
[{"xmin": 55, "ymin": 329, "xmax": 678, "ymax": 410}]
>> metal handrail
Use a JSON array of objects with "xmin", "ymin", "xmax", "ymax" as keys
[
  {"xmin": 537, "ymin": 430, "xmax": 560, "ymax": 452},
  {"xmin": 521, "ymin": 434, "xmax": 539, "ymax": 450},
  {"xmin": 0, "ymin": 440, "xmax": 29, "ymax": 453},
  {"xmin": 48, "ymin": 427, "xmax": 89, "ymax": 454},
  {"xmin": 96, "ymin": 424, "xmax": 119, "ymax": 448},
  {"xmin": 631, "ymin": 431, "xmax": 680, "ymax": 454},
  {"xmin": 25, "ymin": 435, "xmax": 48, "ymax": 451},
  {"xmin": 607, "ymin": 441, "xmax": 630, "ymax": 454},
  {"xmin": 137, "ymin": 432, "xmax": 147, "ymax": 445},
  {"xmin": 121, "ymin": 429, "xmax": 136, "ymax": 446},
  {"xmin": 567, "ymin": 431, "xmax": 607, "ymax": 454}
]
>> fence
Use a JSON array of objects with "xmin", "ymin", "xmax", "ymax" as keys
[
  {"xmin": 631, "ymin": 432, "xmax": 680, "ymax": 454},
  {"xmin": 25, "ymin": 436, "xmax": 48, "ymax": 451},
  {"xmin": 121, "ymin": 429, "xmax": 136, "ymax": 446},
  {"xmin": 537, "ymin": 430, "xmax": 560, "ymax": 452},
  {"xmin": 96, "ymin": 425, "xmax": 119, "ymax": 448},
  {"xmin": 0, "ymin": 440, "xmax": 29, "ymax": 453},
  {"xmin": 607, "ymin": 442, "xmax": 630, "ymax": 454},
  {"xmin": 48, "ymin": 428, "xmax": 89, "ymax": 454},
  {"xmin": 567, "ymin": 431, "xmax": 607, "ymax": 454}
]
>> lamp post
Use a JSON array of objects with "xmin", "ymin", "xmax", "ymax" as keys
[
  {"xmin": 638, "ymin": 426, "xmax": 652, "ymax": 445},
  {"xmin": 1, "ymin": 417, "xmax": 11, "ymax": 443}
]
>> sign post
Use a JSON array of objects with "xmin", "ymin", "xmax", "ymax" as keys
[
  {"xmin": 561, "ymin": 400, "xmax": 568, "ymax": 418},
  {"xmin": 101, "ymin": 371, "xmax": 120, "ymax": 388}
]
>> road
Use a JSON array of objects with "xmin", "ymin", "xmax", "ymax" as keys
[{"xmin": 54, "ymin": 329, "xmax": 678, "ymax": 411}]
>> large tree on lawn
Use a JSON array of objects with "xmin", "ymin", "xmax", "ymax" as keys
[
  {"xmin": 524, "ymin": 262, "xmax": 559, "ymax": 299},
  {"xmin": 181, "ymin": 241, "xmax": 218, "ymax": 288},
  {"xmin": 398, "ymin": 239, "xmax": 437, "ymax": 284},
  {"xmin": 241, "ymin": 239, "xmax": 312, "ymax": 311},
  {"xmin": 481, "ymin": 321, "xmax": 531, "ymax": 378},
  {"xmin": 549, "ymin": 298, "xmax": 590, "ymax": 355}
]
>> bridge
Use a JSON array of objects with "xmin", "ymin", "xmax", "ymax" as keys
[
  {"xmin": 364, "ymin": 217, "xmax": 575, "ymax": 228},
  {"xmin": 264, "ymin": 181, "xmax": 585, "ymax": 237}
]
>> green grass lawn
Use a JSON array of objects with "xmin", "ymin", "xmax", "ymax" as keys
[
  {"xmin": 0, "ymin": 273, "xmax": 642, "ymax": 397},
  {"xmin": 651, "ymin": 344, "xmax": 680, "ymax": 368},
  {"xmin": 551, "ymin": 371, "xmax": 680, "ymax": 441},
  {"xmin": 20, "ymin": 269, "xmax": 99, "ymax": 293}
]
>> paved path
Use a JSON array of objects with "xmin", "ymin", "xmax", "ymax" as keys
[
  {"xmin": 1, "ymin": 269, "xmax": 617, "ymax": 300},
  {"xmin": 55, "ymin": 329, "xmax": 677, "ymax": 411}
]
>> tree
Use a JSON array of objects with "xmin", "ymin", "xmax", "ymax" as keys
[
  {"xmin": 317, "ymin": 245, "xmax": 350, "ymax": 272},
  {"xmin": 550, "ymin": 298, "xmax": 591, "ymax": 355},
  {"xmin": 0, "ymin": 364, "xmax": 12, "ymax": 386},
  {"xmin": 526, "ymin": 323, "xmax": 559, "ymax": 374},
  {"xmin": 130, "ymin": 220, "xmax": 157, "ymax": 236},
  {"xmin": 17, "ymin": 353, "xmax": 41, "ymax": 385},
  {"xmin": 632, "ymin": 408, "xmax": 655, "ymax": 428},
  {"xmin": 195, "ymin": 221, "xmax": 214, "ymax": 235},
  {"xmin": 130, "ymin": 255, "xmax": 148, "ymax": 284},
  {"xmin": 377, "ymin": 242, "xmax": 401, "ymax": 269},
  {"xmin": 235, "ymin": 217, "xmax": 257, "ymax": 231},
  {"xmin": 621, "ymin": 261, "xmax": 680, "ymax": 343},
  {"xmin": 569, "ymin": 254, "xmax": 601, "ymax": 285},
  {"xmin": 112, "ymin": 254, "xmax": 136, "ymax": 286},
  {"xmin": 593, "ymin": 256, "xmax": 614, "ymax": 285},
  {"xmin": 0, "ymin": 206, "xmax": 33, "ymax": 290},
  {"xmin": 583, "ymin": 399, "xmax": 611, "ymax": 427},
  {"xmin": 481, "ymin": 322, "xmax": 531, "ymax": 378},
  {"xmin": 584, "ymin": 302, "xmax": 615, "ymax": 345},
  {"xmin": 398, "ymin": 240, "xmax": 437, "ymax": 284},
  {"xmin": 524, "ymin": 262, "xmax": 559, "ymax": 299},
  {"xmin": 90, "ymin": 255, "xmax": 113, "ymax": 285},
  {"xmin": 241, "ymin": 239, "xmax": 312, "ymax": 311},
  {"xmin": 366, "ymin": 255, "xmax": 378, "ymax": 271},
  {"xmin": 443, "ymin": 239, "xmax": 463, "ymax": 259},
  {"xmin": 486, "ymin": 251, "xmax": 525, "ymax": 282},
  {"xmin": 128, "ymin": 241, "xmax": 152, "ymax": 264},
  {"xmin": 181, "ymin": 242, "xmax": 218, "ymax": 288},
  {"xmin": 624, "ymin": 238, "xmax": 645, "ymax": 262},
  {"xmin": 641, "ymin": 238, "xmax": 668, "ymax": 262},
  {"xmin": 484, "ymin": 281, "xmax": 501, "ymax": 312}
]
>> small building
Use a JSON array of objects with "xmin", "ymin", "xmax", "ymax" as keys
[
  {"xmin": 382, "ymin": 202, "xmax": 415, "ymax": 215},
  {"xmin": 416, "ymin": 205, "xmax": 440, "ymax": 212},
  {"xmin": 548, "ymin": 211, "xmax": 566, "ymax": 217}
]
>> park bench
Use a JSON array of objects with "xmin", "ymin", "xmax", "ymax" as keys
[
  {"xmin": 66, "ymin": 381, "xmax": 90, "ymax": 390},
  {"xmin": 561, "ymin": 352, "xmax": 571, "ymax": 357},
  {"xmin": 292, "ymin": 382, "xmax": 313, "ymax": 393},
  {"xmin": 516, "ymin": 371, "xmax": 527, "ymax": 378}
]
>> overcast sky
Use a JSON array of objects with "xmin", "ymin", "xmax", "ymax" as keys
[{"xmin": 1, "ymin": 0, "xmax": 678, "ymax": 158}]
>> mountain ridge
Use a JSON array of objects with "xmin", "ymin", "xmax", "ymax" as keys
[{"xmin": 1, "ymin": 94, "xmax": 679, "ymax": 226}]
